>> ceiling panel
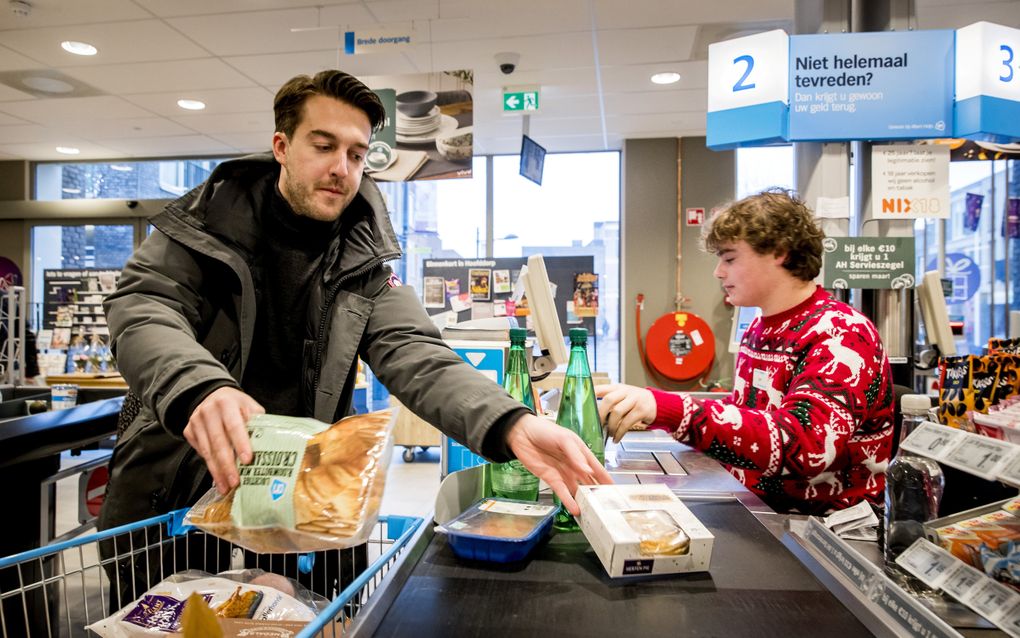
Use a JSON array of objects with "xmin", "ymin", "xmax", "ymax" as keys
[
  {"xmin": 593, "ymin": 0, "xmax": 793, "ymax": 30},
  {"xmin": 168, "ymin": 9, "xmax": 343, "ymax": 57},
  {"xmin": 100, "ymin": 134, "xmax": 235, "ymax": 156},
  {"xmin": 208, "ymin": 131, "xmax": 273, "ymax": 153},
  {"xmin": 604, "ymin": 89, "xmax": 706, "ymax": 115},
  {"xmin": 223, "ymin": 50, "xmax": 398, "ymax": 87},
  {"xmin": 0, "ymin": 140, "xmax": 123, "ymax": 160},
  {"xmin": 169, "ymin": 111, "xmax": 274, "ymax": 135},
  {"xmin": 0, "ymin": 96, "xmax": 153, "ymax": 123},
  {"xmin": 0, "ymin": 82, "xmax": 36, "ymax": 102},
  {"xmin": 121, "ymin": 87, "xmax": 275, "ymax": 117},
  {"xmin": 0, "ymin": 0, "xmax": 151, "ymax": 31},
  {"xmin": 133, "ymin": 0, "xmax": 362, "ymax": 19},
  {"xmin": 0, "ymin": 44, "xmax": 43, "ymax": 72},
  {"xmin": 597, "ymin": 26, "xmax": 698, "ymax": 65},
  {"xmin": 60, "ymin": 59, "xmax": 257, "ymax": 94},
  {"xmin": 0, "ymin": 20, "xmax": 211, "ymax": 66},
  {"xmin": 65, "ymin": 117, "xmax": 197, "ymax": 140}
]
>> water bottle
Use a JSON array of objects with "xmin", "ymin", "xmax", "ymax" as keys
[
  {"xmin": 884, "ymin": 394, "xmax": 945, "ymax": 575},
  {"xmin": 491, "ymin": 327, "xmax": 540, "ymax": 501}
]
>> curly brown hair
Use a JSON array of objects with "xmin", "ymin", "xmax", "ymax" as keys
[
  {"xmin": 274, "ymin": 70, "xmax": 385, "ymax": 139},
  {"xmin": 702, "ymin": 189, "xmax": 825, "ymax": 281}
]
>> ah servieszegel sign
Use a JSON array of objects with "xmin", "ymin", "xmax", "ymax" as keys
[{"xmin": 822, "ymin": 237, "xmax": 915, "ymax": 290}]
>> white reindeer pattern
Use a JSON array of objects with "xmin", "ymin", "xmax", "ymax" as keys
[
  {"xmin": 818, "ymin": 332, "xmax": 865, "ymax": 387},
  {"xmin": 804, "ymin": 310, "xmax": 872, "ymax": 340},
  {"xmin": 860, "ymin": 444, "xmax": 888, "ymax": 492}
]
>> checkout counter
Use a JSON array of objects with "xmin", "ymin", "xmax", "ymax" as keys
[{"xmin": 341, "ymin": 428, "xmax": 1007, "ymax": 638}]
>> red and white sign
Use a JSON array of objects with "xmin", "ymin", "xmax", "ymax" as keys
[
  {"xmin": 78, "ymin": 465, "xmax": 109, "ymax": 520},
  {"xmin": 686, "ymin": 208, "xmax": 705, "ymax": 226}
]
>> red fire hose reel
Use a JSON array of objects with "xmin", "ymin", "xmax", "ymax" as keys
[{"xmin": 636, "ymin": 294, "xmax": 715, "ymax": 384}]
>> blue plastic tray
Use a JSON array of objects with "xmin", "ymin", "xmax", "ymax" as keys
[{"xmin": 440, "ymin": 498, "xmax": 557, "ymax": 563}]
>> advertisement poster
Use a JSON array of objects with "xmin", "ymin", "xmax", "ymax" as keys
[
  {"xmin": 423, "ymin": 276, "xmax": 445, "ymax": 308},
  {"xmin": 572, "ymin": 272, "xmax": 599, "ymax": 317},
  {"xmin": 366, "ymin": 69, "xmax": 473, "ymax": 182},
  {"xmin": 493, "ymin": 269, "xmax": 511, "ymax": 294},
  {"xmin": 469, "ymin": 268, "xmax": 491, "ymax": 301},
  {"xmin": 822, "ymin": 237, "xmax": 915, "ymax": 289},
  {"xmin": 872, "ymin": 145, "xmax": 950, "ymax": 219},
  {"xmin": 789, "ymin": 30, "xmax": 954, "ymax": 141}
]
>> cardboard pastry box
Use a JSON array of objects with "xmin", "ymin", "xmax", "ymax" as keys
[{"xmin": 577, "ymin": 483, "xmax": 714, "ymax": 578}]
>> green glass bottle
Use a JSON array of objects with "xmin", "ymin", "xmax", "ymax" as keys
[
  {"xmin": 554, "ymin": 328, "xmax": 605, "ymax": 532},
  {"xmin": 491, "ymin": 327, "xmax": 540, "ymax": 501}
]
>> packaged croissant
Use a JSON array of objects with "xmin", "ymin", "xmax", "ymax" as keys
[{"xmin": 186, "ymin": 409, "xmax": 395, "ymax": 553}]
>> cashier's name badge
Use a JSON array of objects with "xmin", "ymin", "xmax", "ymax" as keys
[{"xmin": 752, "ymin": 369, "xmax": 771, "ymax": 392}]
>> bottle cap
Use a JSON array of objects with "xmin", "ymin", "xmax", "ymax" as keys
[
  {"xmin": 900, "ymin": 394, "xmax": 932, "ymax": 415},
  {"xmin": 509, "ymin": 327, "xmax": 527, "ymax": 342},
  {"xmin": 568, "ymin": 328, "xmax": 588, "ymax": 345}
]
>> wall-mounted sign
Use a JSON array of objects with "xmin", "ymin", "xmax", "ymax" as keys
[
  {"xmin": 707, "ymin": 29, "xmax": 789, "ymax": 149},
  {"xmin": 954, "ymin": 21, "xmax": 1020, "ymax": 141},
  {"xmin": 686, "ymin": 207, "xmax": 705, "ymax": 226},
  {"xmin": 344, "ymin": 24, "xmax": 417, "ymax": 55},
  {"xmin": 871, "ymin": 144, "xmax": 950, "ymax": 219},
  {"xmin": 927, "ymin": 254, "xmax": 981, "ymax": 303},
  {"xmin": 822, "ymin": 237, "xmax": 915, "ymax": 289},
  {"xmin": 503, "ymin": 85, "xmax": 540, "ymax": 112},
  {"xmin": 789, "ymin": 30, "xmax": 954, "ymax": 141}
]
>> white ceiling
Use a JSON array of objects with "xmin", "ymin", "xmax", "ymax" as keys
[{"xmin": 0, "ymin": 0, "xmax": 1015, "ymax": 161}]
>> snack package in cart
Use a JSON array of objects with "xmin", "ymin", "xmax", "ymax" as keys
[
  {"xmin": 86, "ymin": 569, "xmax": 326, "ymax": 637},
  {"xmin": 186, "ymin": 409, "xmax": 395, "ymax": 553}
]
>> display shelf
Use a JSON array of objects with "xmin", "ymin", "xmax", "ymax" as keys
[
  {"xmin": 899, "ymin": 421, "xmax": 1020, "ymax": 486},
  {"xmin": 798, "ymin": 517, "xmax": 963, "ymax": 638},
  {"xmin": 896, "ymin": 537, "xmax": 1020, "ymax": 637}
]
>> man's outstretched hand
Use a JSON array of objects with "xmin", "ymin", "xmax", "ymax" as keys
[
  {"xmin": 183, "ymin": 386, "xmax": 265, "ymax": 494},
  {"xmin": 505, "ymin": 413, "xmax": 613, "ymax": 515}
]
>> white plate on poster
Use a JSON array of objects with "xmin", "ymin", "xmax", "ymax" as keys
[{"xmin": 396, "ymin": 114, "xmax": 458, "ymax": 145}]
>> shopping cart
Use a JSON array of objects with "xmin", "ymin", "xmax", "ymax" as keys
[{"xmin": 0, "ymin": 508, "xmax": 422, "ymax": 637}]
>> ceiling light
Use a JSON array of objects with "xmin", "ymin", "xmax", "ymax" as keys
[
  {"xmin": 110, "ymin": 164, "xmax": 133, "ymax": 172},
  {"xmin": 61, "ymin": 187, "xmax": 81, "ymax": 194},
  {"xmin": 61, "ymin": 41, "xmax": 97, "ymax": 56},
  {"xmin": 21, "ymin": 76, "xmax": 73, "ymax": 94},
  {"xmin": 651, "ymin": 72, "xmax": 681, "ymax": 85},
  {"xmin": 177, "ymin": 98, "xmax": 206, "ymax": 111},
  {"xmin": 55, "ymin": 146, "xmax": 80, "ymax": 155}
]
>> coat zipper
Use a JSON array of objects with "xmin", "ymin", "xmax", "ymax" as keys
[{"xmin": 311, "ymin": 255, "xmax": 397, "ymax": 391}]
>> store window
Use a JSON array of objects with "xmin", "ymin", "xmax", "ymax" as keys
[
  {"xmin": 736, "ymin": 146, "xmax": 795, "ymax": 199},
  {"xmin": 34, "ymin": 158, "xmax": 230, "ymax": 201},
  {"xmin": 917, "ymin": 158, "xmax": 1015, "ymax": 355},
  {"xmin": 492, "ymin": 151, "xmax": 620, "ymax": 381}
]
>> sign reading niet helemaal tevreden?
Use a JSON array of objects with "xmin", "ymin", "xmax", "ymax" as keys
[
  {"xmin": 872, "ymin": 144, "xmax": 950, "ymax": 220},
  {"xmin": 823, "ymin": 237, "xmax": 916, "ymax": 290}
]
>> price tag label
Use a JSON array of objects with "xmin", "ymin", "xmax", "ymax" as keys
[
  {"xmin": 899, "ymin": 422, "xmax": 963, "ymax": 459},
  {"xmin": 940, "ymin": 562, "xmax": 984, "ymax": 600},
  {"xmin": 944, "ymin": 436, "xmax": 1013, "ymax": 479},
  {"xmin": 895, "ymin": 539, "xmax": 955, "ymax": 588},
  {"xmin": 997, "ymin": 600, "xmax": 1020, "ymax": 638},
  {"xmin": 965, "ymin": 578, "xmax": 1018, "ymax": 622},
  {"xmin": 999, "ymin": 452, "xmax": 1020, "ymax": 487}
]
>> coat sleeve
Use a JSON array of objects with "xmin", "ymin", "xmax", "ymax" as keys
[
  {"xmin": 359, "ymin": 278, "xmax": 526, "ymax": 460},
  {"xmin": 103, "ymin": 230, "xmax": 239, "ymax": 435}
]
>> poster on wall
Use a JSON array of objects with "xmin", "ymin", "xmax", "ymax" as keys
[
  {"xmin": 572, "ymin": 272, "xmax": 599, "ymax": 317},
  {"xmin": 871, "ymin": 144, "xmax": 950, "ymax": 220},
  {"xmin": 366, "ymin": 69, "xmax": 473, "ymax": 182},
  {"xmin": 423, "ymin": 276, "xmax": 445, "ymax": 308},
  {"xmin": 469, "ymin": 268, "xmax": 491, "ymax": 301}
]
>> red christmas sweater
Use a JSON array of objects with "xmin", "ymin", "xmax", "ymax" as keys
[{"xmin": 650, "ymin": 287, "xmax": 893, "ymax": 514}]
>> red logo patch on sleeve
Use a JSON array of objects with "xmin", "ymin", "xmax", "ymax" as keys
[{"xmin": 386, "ymin": 273, "xmax": 402, "ymax": 288}]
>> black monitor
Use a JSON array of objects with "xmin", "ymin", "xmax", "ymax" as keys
[{"xmin": 519, "ymin": 135, "xmax": 546, "ymax": 185}]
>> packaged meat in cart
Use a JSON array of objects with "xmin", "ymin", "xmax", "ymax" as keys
[{"xmin": 186, "ymin": 409, "xmax": 395, "ymax": 553}]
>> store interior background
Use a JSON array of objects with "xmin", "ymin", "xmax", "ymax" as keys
[{"xmin": 0, "ymin": 0, "xmax": 1017, "ymax": 394}]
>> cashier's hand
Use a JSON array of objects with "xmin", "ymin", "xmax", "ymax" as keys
[
  {"xmin": 505, "ymin": 413, "xmax": 613, "ymax": 515},
  {"xmin": 594, "ymin": 384, "xmax": 657, "ymax": 444},
  {"xmin": 183, "ymin": 386, "xmax": 264, "ymax": 495}
]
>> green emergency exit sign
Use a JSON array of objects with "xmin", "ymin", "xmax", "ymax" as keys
[{"xmin": 503, "ymin": 89, "xmax": 539, "ymax": 112}]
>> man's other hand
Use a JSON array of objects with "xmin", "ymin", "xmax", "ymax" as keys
[
  {"xmin": 594, "ymin": 384, "xmax": 657, "ymax": 444},
  {"xmin": 183, "ymin": 387, "xmax": 265, "ymax": 494},
  {"xmin": 504, "ymin": 413, "xmax": 613, "ymax": 515}
]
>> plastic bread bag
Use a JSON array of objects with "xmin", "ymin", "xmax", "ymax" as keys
[
  {"xmin": 186, "ymin": 409, "xmax": 395, "ymax": 553},
  {"xmin": 85, "ymin": 569, "xmax": 326, "ymax": 637}
]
